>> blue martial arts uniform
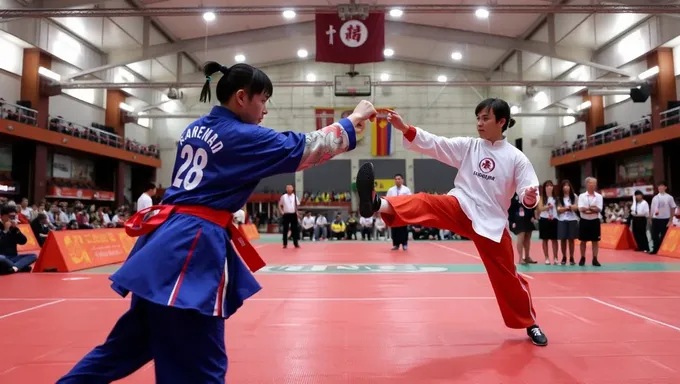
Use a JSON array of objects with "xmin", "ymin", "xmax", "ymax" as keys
[{"xmin": 57, "ymin": 105, "xmax": 357, "ymax": 383}]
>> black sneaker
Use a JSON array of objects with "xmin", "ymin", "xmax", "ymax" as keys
[
  {"xmin": 356, "ymin": 162, "xmax": 380, "ymax": 218},
  {"xmin": 527, "ymin": 325, "xmax": 548, "ymax": 346}
]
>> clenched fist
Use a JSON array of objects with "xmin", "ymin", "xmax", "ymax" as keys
[{"xmin": 348, "ymin": 100, "xmax": 377, "ymax": 134}]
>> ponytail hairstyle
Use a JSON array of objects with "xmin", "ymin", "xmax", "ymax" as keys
[
  {"xmin": 199, "ymin": 61, "xmax": 273, "ymax": 104},
  {"xmin": 474, "ymin": 98, "xmax": 516, "ymax": 132}
]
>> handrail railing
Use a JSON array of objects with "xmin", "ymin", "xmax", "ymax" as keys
[
  {"xmin": 48, "ymin": 116, "xmax": 160, "ymax": 158},
  {"xmin": 1, "ymin": 94, "xmax": 160, "ymax": 160},
  {"xmin": 552, "ymin": 115, "xmax": 652, "ymax": 157},
  {"xmin": 660, "ymin": 105, "xmax": 680, "ymax": 127},
  {"xmin": 0, "ymin": 100, "xmax": 38, "ymax": 126}
]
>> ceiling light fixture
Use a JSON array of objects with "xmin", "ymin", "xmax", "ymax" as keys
[{"xmin": 475, "ymin": 8, "xmax": 489, "ymax": 19}]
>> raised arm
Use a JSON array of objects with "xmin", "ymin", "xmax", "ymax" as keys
[
  {"xmin": 386, "ymin": 110, "xmax": 470, "ymax": 168},
  {"xmin": 402, "ymin": 126, "xmax": 471, "ymax": 168},
  {"xmin": 234, "ymin": 100, "xmax": 375, "ymax": 180},
  {"xmin": 296, "ymin": 118, "xmax": 356, "ymax": 171}
]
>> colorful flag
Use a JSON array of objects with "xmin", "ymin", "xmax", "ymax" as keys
[
  {"xmin": 315, "ymin": 13, "xmax": 385, "ymax": 64},
  {"xmin": 371, "ymin": 109, "xmax": 392, "ymax": 156}
]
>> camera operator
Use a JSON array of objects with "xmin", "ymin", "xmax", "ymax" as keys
[{"xmin": 0, "ymin": 205, "xmax": 38, "ymax": 275}]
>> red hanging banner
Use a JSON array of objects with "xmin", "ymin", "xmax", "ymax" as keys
[{"xmin": 315, "ymin": 13, "xmax": 385, "ymax": 64}]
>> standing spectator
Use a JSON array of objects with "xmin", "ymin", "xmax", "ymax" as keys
[
  {"xmin": 577, "ymin": 177, "xmax": 603, "ymax": 266},
  {"xmin": 278, "ymin": 184, "xmax": 300, "ymax": 249},
  {"xmin": 630, "ymin": 190, "xmax": 650, "ymax": 252},
  {"xmin": 509, "ymin": 193, "xmax": 537, "ymax": 264},
  {"xmin": 386, "ymin": 173, "xmax": 411, "ymax": 250},
  {"xmin": 537, "ymin": 180, "xmax": 559, "ymax": 264},
  {"xmin": 556, "ymin": 179, "xmax": 579, "ymax": 265},
  {"xmin": 649, "ymin": 181, "xmax": 676, "ymax": 254}
]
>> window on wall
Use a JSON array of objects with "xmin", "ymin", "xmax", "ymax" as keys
[{"xmin": 562, "ymin": 108, "xmax": 576, "ymax": 126}]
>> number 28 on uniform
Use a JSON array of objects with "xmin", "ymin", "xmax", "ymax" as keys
[{"xmin": 172, "ymin": 126, "xmax": 224, "ymax": 191}]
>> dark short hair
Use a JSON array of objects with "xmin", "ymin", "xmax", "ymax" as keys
[
  {"xmin": 199, "ymin": 61, "xmax": 273, "ymax": 104},
  {"xmin": 475, "ymin": 98, "xmax": 516, "ymax": 132},
  {"xmin": 0, "ymin": 205, "xmax": 16, "ymax": 216}
]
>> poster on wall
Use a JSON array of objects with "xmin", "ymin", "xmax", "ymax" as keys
[
  {"xmin": 51, "ymin": 153, "xmax": 95, "ymax": 181},
  {"xmin": 52, "ymin": 153, "xmax": 72, "ymax": 178},
  {"xmin": 616, "ymin": 154, "xmax": 653, "ymax": 184}
]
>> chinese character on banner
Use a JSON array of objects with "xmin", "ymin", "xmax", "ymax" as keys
[{"xmin": 315, "ymin": 13, "xmax": 385, "ymax": 64}]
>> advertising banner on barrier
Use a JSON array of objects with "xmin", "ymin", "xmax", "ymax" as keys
[
  {"xmin": 240, "ymin": 224, "xmax": 260, "ymax": 240},
  {"xmin": 33, "ymin": 228, "xmax": 137, "ymax": 272},
  {"xmin": 17, "ymin": 224, "xmax": 41, "ymax": 254},
  {"xmin": 576, "ymin": 223, "xmax": 635, "ymax": 250},
  {"xmin": 658, "ymin": 227, "xmax": 680, "ymax": 258}
]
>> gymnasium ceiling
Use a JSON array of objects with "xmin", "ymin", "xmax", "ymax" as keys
[{"xmin": 3, "ymin": 0, "xmax": 680, "ymax": 110}]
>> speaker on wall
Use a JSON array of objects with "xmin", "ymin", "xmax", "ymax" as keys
[{"xmin": 630, "ymin": 83, "xmax": 651, "ymax": 103}]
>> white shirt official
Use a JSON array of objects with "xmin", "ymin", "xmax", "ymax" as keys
[
  {"xmin": 279, "ymin": 193, "xmax": 300, "ymax": 214},
  {"xmin": 403, "ymin": 127, "xmax": 539, "ymax": 243},
  {"xmin": 577, "ymin": 191, "xmax": 603, "ymax": 221},
  {"xmin": 386, "ymin": 185, "xmax": 412, "ymax": 197},
  {"xmin": 137, "ymin": 192, "xmax": 153, "ymax": 212},
  {"xmin": 650, "ymin": 193, "xmax": 677, "ymax": 219}
]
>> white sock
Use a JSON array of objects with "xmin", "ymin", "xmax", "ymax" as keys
[{"xmin": 378, "ymin": 199, "xmax": 394, "ymax": 214}]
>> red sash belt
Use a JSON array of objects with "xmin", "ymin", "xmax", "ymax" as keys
[{"xmin": 124, "ymin": 204, "xmax": 266, "ymax": 273}]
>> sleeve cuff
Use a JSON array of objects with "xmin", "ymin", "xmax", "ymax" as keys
[
  {"xmin": 338, "ymin": 118, "xmax": 357, "ymax": 151},
  {"xmin": 404, "ymin": 125, "xmax": 417, "ymax": 141}
]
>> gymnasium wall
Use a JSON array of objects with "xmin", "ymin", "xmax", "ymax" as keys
[
  {"xmin": 155, "ymin": 60, "xmax": 525, "ymax": 192},
  {"xmin": 0, "ymin": 32, "xmax": 23, "ymax": 104}
]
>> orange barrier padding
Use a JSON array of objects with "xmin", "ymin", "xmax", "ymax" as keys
[
  {"xmin": 658, "ymin": 227, "xmax": 680, "ymax": 259},
  {"xmin": 240, "ymin": 223, "xmax": 260, "ymax": 240},
  {"xmin": 576, "ymin": 223, "xmax": 635, "ymax": 250},
  {"xmin": 17, "ymin": 224, "xmax": 41, "ymax": 254},
  {"xmin": 33, "ymin": 228, "xmax": 137, "ymax": 272}
]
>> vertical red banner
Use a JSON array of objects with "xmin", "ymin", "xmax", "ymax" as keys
[
  {"xmin": 315, "ymin": 13, "xmax": 385, "ymax": 64},
  {"xmin": 315, "ymin": 108, "xmax": 335, "ymax": 130}
]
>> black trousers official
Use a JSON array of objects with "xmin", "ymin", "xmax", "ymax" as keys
[
  {"xmin": 281, "ymin": 213, "xmax": 300, "ymax": 247},
  {"xmin": 650, "ymin": 218, "xmax": 669, "ymax": 254},
  {"xmin": 391, "ymin": 226, "xmax": 408, "ymax": 248},
  {"xmin": 631, "ymin": 217, "xmax": 649, "ymax": 252}
]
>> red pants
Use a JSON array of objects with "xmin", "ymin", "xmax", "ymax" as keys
[{"xmin": 381, "ymin": 193, "xmax": 537, "ymax": 329}]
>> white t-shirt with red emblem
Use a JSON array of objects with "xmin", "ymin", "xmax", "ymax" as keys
[{"xmin": 403, "ymin": 127, "xmax": 539, "ymax": 243}]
